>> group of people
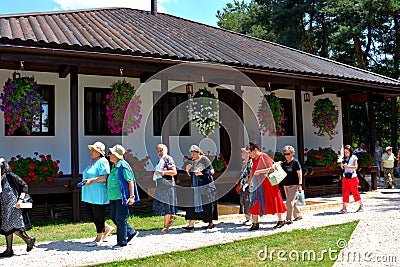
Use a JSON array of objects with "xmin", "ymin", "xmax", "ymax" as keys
[
  {"xmin": 81, "ymin": 142, "xmax": 140, "ymax": 249},
  {"xmin": 238, "ymin": 141, "xmax": 302, "ymax": 230},
  {"xmin": 1, "ymin": 140, "xmax": 387, "ymax": 257}
]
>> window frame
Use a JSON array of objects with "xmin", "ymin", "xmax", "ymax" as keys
[
  {"xmin": 84, "ymin": 87, "xmax": 116, "ymax": 136},
  {"xmin": 153, "ymin": 92, "xmax": 190, "ymax": 136}
]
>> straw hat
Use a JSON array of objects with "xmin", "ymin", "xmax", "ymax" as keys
[
  {"xmin": 386, "ymin": 146, "xmax": 392, "ymax": 151},
  {"xmin": 109, "ymin": 144, "xmax": 126, "ymax": 160},
  {"xmin": 88, "ymin": 142, "xmax": 105, "ymax": 156}
]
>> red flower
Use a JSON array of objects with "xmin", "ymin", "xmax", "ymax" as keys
[
  {"xmin": 25, "ymin": 177, "xmax": 31, "ymax": 183},
  {"xmin": 28, "ymin": 171, "xmax": 35, "ymax": 177},
  {"xmin": 10, "ymin": 157, "xmax": 16, "ymax": 161},
  {"xmin": 314, "ymin": 154, "xmax": 323, "ymax": 159},
  {"xmin": 16, "ymin": 155, "xmax": 21, "ymax": 158},
  {"xmin": 43, "ymin": 166, "xmax": 49, "ymax": 171},
  {"xmin": 31, "ymin": 175, "xmax": 38, "ymax": 181},
  {"xmin": 46, "ymin": 154, "xmax": 51, "ymax": 160},
  {"xmin": 9, "ymin": 163, "xmax": 15, "ymax": 170},
  {"xmin": 46, "ymin": 177, "xmax": 53, "ymax": 183},
  {"xmin": 29, "ymin": 163, "xmax": 36, "ymax": 170},
  {"xmin": 327, "ymin": 166, "xmax": 333, "ymax": 170}
]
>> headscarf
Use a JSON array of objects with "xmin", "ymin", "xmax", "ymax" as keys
[{"xmin": 153, "ymin": 144, "xmax": 168, "ymax": 181}]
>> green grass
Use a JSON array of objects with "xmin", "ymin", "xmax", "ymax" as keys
[
  {"xmin": 0, "ymin": 214, "xmax": 186, "ymax": 246},
  {"xmin": 93, "ymin": 221, "xmax": 359, "ymax": 267}
]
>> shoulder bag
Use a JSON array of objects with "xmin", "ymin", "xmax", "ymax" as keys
[{"xmin": 260, "ymin": 155, "xmax": 287, "ymax": 186}]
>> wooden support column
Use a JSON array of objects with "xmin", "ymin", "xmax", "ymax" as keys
[
  {"xmin": 391, "ymin": 97, "xmax": 398, "ymax": 153},
  {"xmin": 367, "ymin": 94, "xmax": 375, "ymax": 154},
  {"xmin": 341, "ymin": 94, "xmax": 351, "ymax": 145},
  {"xmin": 161, "ymin": 74, "xmax": 170, "ymax": 148},
  {"xmin": 367, "ymin": 93, "xmax": 377, "ymax": 190},
  {"xmin": 295, "ymin": 86, "xmax": 304, "ymax": 166},
  {"xmin": 235, "ymin": 81, "xmax": 244, "ymax": 148},
  {"xmin": 69, "ymin": 65, "xmax": 80, "ymax": 222}
]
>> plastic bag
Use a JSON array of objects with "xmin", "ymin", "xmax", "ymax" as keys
[{"xmin": 296, "ymin": 190, "xmax": 306, "ymax": 206}]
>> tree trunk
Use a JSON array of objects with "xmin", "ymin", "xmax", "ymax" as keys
[{"xmin": 353, "ymin": 36, "xmax": 366, "ymax": 69}]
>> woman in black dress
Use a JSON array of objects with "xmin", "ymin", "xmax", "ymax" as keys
[
  {"xmin": 182, "ymin": 145, "xmax": 218, "ymax": 231},
  {"xmin": 0, "ymin": 158, "xmax": 35, "ymax": 257}
]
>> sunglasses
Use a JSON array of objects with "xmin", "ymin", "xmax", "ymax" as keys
[
  {"xmin": 284, "ymin": 152, "xmax": 291, "ymax": 156},
  {"xmin": 190, "ymin": 150, "xmax": 199, "ymax": 153},
  {"xmin": 157, "ymin": 149, "xmax": 163, "ymax": 153}
]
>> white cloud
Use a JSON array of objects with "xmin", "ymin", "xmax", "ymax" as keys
[{"xmin": 52, "ymin": 0, "xmax": 168, "ymax": 13}]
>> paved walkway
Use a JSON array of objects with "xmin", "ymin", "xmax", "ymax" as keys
[{"xmin": 1, "ymin": 185, "xmax": 399, "ymax": 266}]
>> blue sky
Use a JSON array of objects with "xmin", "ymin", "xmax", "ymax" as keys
[{"xmin": 0, "ymin": 0, "xmax": 248, "ymax": 27}]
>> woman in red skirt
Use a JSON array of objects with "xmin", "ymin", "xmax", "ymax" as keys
[{"xmin": 245, "ymin": 141, "xmax": 286, "ymax": 230}]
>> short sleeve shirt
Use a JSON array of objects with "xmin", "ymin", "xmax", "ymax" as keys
[
  {"xmin": 343, "ymin": 155, "xmax": 358, "ymax": 178},
  {"xmin": 382, "ymin": 153, "xmax": 395, "ymax": 168},
  {"xmin": 282, "ymin": 159, "xmax": 301, "ymax": 186},
  {"xmin": 107, "ymin": 160, "xmax": 133, "ymax": 200},
  {"xmin": 82, "ymin": 157, "xmax": 110, "ymax": 204}
]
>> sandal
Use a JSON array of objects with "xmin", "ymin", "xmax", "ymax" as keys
[
  {"xmin": 160, "ymin": 228, "xmax": 169, "ymax": 235},
  {"xmin": 168, "ymin": 216, "xmax": 177, "ymax": 227},
  {"xmin": 102, "ymin": 226, "xmax": 115, "ymax": 241}
]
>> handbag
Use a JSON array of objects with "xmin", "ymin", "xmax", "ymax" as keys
[
  {"xmin": 260, "ymin": 155, "xmax": 287, "ymax": 186},
  {"xmin": 267, "ymin": 162, "xmax": 287, "ymax": 186},
  {"xmin": 344, "ymin": 172, "xmax": 353, "ymax": 179}
]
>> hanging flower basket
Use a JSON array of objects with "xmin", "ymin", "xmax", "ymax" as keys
[
  {"xmin": 0, "ymin": 75, "xmax": 44, "ymax": 135},
  {"xmin": 105, "ymin": 79, "xmax": 142, "ymax": 135},
  {"xmin": 188, "ymin": 88, "xmax": 220, "ymax": 137},
  {"xmin": 257, "ymin": 93, "xmax": 285, "ymax": 136},
  {"xmin": 312, "ymin": 98, "xmax": 339, "ymax": 140}
]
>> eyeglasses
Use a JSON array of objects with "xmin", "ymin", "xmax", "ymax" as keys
[
  {"xmin": 190, "ymin": 150, "xmax": 199, "ymax": 153},
  {"xmin": 157, "ymin": 150, "xmax": 163, "ymax": 153},
  {"xmin": 284, "ymin": 153, "xmax": 291, "ymax": 156}
]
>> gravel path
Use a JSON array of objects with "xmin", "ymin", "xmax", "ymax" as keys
[{"xmin": 1, "ymin": 187, "xmax": 399, "ymax": 267}]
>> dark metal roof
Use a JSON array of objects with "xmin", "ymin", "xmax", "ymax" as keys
[{"xmin": 0, "ymin": 7, "xmax": 399, "ymax": 87}]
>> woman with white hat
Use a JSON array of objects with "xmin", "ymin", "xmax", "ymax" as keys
[
  {"xmin": 107, "ymin": 144, "xmax": 140, "ymax": 249},
  {"xmin": 82, "ymin": 141, "xmax": 113, "ymax": 247}
]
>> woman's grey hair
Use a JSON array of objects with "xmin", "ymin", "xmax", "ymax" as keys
[{"xmin": 283, "ymin": 145, "xmax": 295, "ymax": 154}]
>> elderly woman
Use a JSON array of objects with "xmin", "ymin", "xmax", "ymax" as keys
[
  {"xmin": 152, "ymin": 144, "xmax": 178, "ymax": 235},
  {"xmin": 0, "ymin": 158, "xmax": 35, "ymax": 257},
  {"xmin": 183, "ymin": 145, "xmax": 218, "ymax": 231},
  {"xmin": 82, "ymin": 142, "xmax": 114, "ymax": 247},
  {"xmin": 107, "ymin": 144, "xmax": 140, "ymax": 249},
  {"xmin": 245, "ymin": 140, "xmax": 286, "ymax": 230},
  {"xmin": 339, "ymin": 145, "xmax": 364, "ymax": 213},
  {"xmin": 281, "ymin": 145, "xmax": 303, "ymax": 224},
  {"xmin": 239, "ymin": 147, "xmax": 253, "ymax": 226}
]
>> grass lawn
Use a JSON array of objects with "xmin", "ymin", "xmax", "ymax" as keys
[
  {"xmin": 93, "ymin": 221, "xmax": 359, "ymax": 267},
  {"xmin": 0, "ymin": 214, "xmax": 186, "ymax": 246}
]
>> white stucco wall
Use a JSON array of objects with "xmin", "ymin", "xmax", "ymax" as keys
[{"xmin": 0, "ymin": 69, "xmax": 343, "ymax": 174}]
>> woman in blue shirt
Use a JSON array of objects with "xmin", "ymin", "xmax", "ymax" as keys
[{"xmin": 82, "ymin": 142, "xmax": 113, "ymax": 247}]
